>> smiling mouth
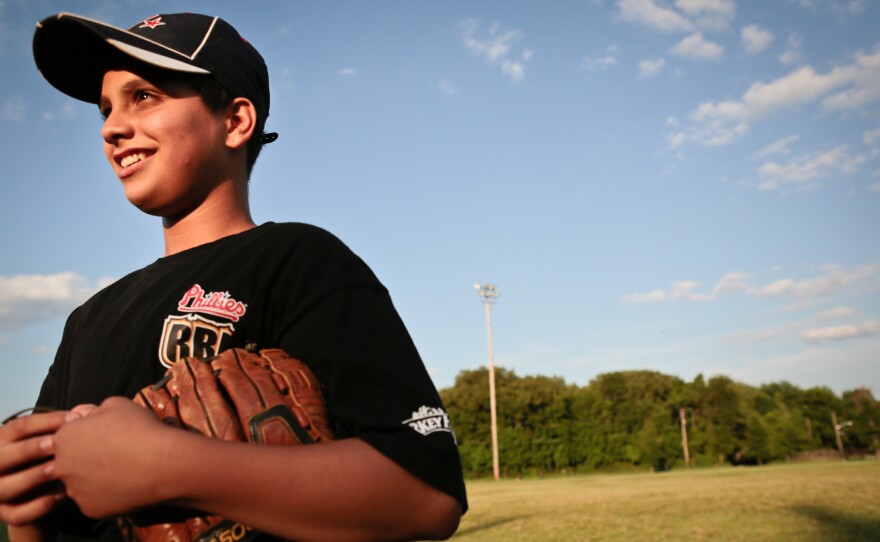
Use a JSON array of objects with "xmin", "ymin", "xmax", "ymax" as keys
[{"xmin": 120, "ymin": 152, "xmax": 148, "ymax": 168}]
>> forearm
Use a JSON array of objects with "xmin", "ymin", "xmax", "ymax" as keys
[
  {"xmin": 163, "ymin": 434, "xmax": 460, "ymax": 541},
  {"xmin": 8, "ymin": 524, "xmax": 54, "ymax": 542}
]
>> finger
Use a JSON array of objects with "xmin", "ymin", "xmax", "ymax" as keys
[
  {"xmin": 71, "ymin": 404, "xmax": 99, "ymax": 417},
  {"xmin": 0, "ymin": 434, "xmax": 55, "ymax": 475},
  {"xmin": 1, "ymin": 407, "xmax": 53, "ymax": 425},
  {"xmin": 0, "ymin": 411, "xmax": 76, "ymax": 445},
  {"xmin": 0, "ymin": 487, "xmax": 66, "ymax": 526},
  {"xmin": 0, "ymin": 460, "xmax": 58, "ymax": 503}
]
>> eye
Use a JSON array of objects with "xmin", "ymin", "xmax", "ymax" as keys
[
  {"xmin": 99, "ymin": 105, "xmax": 111, "ymax": 120},
  {"xmin": 134, "ymin": 90, "xmax": 154, "ymax": 103}
]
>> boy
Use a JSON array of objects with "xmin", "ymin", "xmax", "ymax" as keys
[{"xmin": 0, "ymin": 12, "xmax": 465, "ymax": 542}]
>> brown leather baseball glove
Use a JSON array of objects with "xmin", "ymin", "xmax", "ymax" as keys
[{"xmin": 117, "ymin": 346, "xmax": 333, "ymax": 542}]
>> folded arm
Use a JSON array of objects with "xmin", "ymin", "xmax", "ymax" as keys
[
  {"xmin": 53, "ymin": 397, "xmax": 462, "ymax": 541},
  {"xmin": 0, "ymin": 411, "xmax": 76, "ymax": 542}
]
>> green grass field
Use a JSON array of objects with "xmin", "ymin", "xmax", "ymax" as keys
[
  {"xmin": 453, "ymin": 460, "xmax": 880, "ymax": 541},
  {"xmin": 2, "ymin": 461, "xmax": 878, "ymax": 541}
]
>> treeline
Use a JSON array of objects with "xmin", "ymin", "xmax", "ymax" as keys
[{"xmin": 439, "ymin": 367, "xmax": 880, "ymax": 477}]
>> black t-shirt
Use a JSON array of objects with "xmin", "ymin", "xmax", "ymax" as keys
[{"xmin": 38, "ymin": 222, "xmax": 466, "ymax": 539}]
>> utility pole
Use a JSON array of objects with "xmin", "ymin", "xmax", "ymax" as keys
[
  {"xmin": 680, "ymin": 408, "xmax": 691, "ymax": 468},
  {"xmin": 805, "ymin": 416, "xmax": 813, "ymax": 442},
  {"xmin": 831, "ymin": 411, "xmax": 853, "ymax": 461},
  {"xmin": 475, "ymin": 283, "xmax": 500, "ymax": 481}
]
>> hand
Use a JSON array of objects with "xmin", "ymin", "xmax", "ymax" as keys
[
  {"xmin": 0, "ymin": 410, "xmax": 76, "ymax": 525},
  {"xmin": 53, "ymin": 397, "xmax": 177, "ymax": 518}
]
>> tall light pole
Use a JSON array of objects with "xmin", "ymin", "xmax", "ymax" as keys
[{"xmin": 475, "ymin": 283, "xmax": 500, "ymax": 481}]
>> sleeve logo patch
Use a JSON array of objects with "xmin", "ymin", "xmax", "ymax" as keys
[{"xmin": 402, "ymin": 406, "xmax": 455, "ymax": 441}]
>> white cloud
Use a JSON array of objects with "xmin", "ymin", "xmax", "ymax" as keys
[
  {"xmin": 814, "ymin": 306, "xmax": 855, "ymax": 321},
  {"xmin": 794, "ymin": 0, "xmax": 862, "ymax": 13},
  {"xmin": 667, "ymin": 131, "xmax": 687, "ymax": 148},
  {"xmin": 617, "ymin": 0, "xmax": 695, "ymax": 33},
  {"xmin": 41, "ymin": 102, "xmax": 77, "ymax": 123},
  {"xmin": 623, "ymin": 271, "xmax": 749, "ymax": 303},
  {"xmin": 625, "ymin": 265, "xmax": 878, "ymax": 304},
  {"xmin": 757, "ymin": 146, "xmax": 867, "ymax": 190},
  {"xmin": 864, "ymin": 128, "xmax": 880, "ymax": 147},
  {"xmin": 638, "ymin": 58, "xmax": 666, "ymax": 79},
  {"xmin": 843, "ymin": 0, "xmax": 866, "ymax": 14},
  {"xmin": 750, "ymin": 265, "xmax": 878, "ymax": 299},
  {"xmin": 755, "ymin": 135, "xmax": 800, "ymax": 158},
  {"xmin": 0, "ymin": 273, "xmax": 114, "ymax": 330},
  {"xmin": 772, "ymin": 299, "xmax": 816, "ymax": 314},
  {"xmin": 801, "ymin": 320, "xmax": 879, "ymax": 342},
  {"xmin": 3, "ymin": 98, "xmax": 26, "ymax": 122},
  {"xmin": 741, "ymin": 25, "xmax": 774, "ymax": 54},
  {"xmin": 671, "ymin": 33, "xmax": 724, "ymax": 60},
  {"xmin": 712, "ymin": 271, "xmax": 751, "ymax": 297},
  {"xmin": 618, "ymin": 0, "xmax": 734, "ymax": 33},
  {"xmin": 583, "ymin": 44, "xmax": 620, "ymax": 70},
  {"xmin": 675, "ymin": 0, "xmax": 736, "ymax": 31},
  {"xmin": 459, "ymin": 20, "xmax": 531, "ymax": 83},
  {"xmin": 338, "ymin": 67, "xmax": 359, "ymax": 77},
  {"xmin": 870, "ymin": 168, "xmax": 880, "ymax": 191},
  {"xmin": 438, "ymin": 78, "xmax": 456, "ymax": 95},
  {"xmin": 822, "ymin": 47, "xmax": 880, "ymax": 110},
  {"xmin": 502, "ymin": 58, "xmax": 527, "ymax": 82},
  {"xmin": 674, "ymin": 0, "xmax": 735, "ymax": 17},
  {"xmin": 685, "ymin": 46, "xmax": 880, "ymax": 146},
  {"xmin": 623, "ymin": 280, "xmax": 707, "ymax": 303},
  {"xmin": 778, "ymin": 50, "xmax": 803, "ymax": 66},
  {"xmin": 727, "ymin": 330, "xmax": 782, "ymax": 344},
  {"xmin": 582, "ymin": 55, "xmax": 618, "ymax": 70},
  {"xmin": 779, "ymin": 33, "xmax": 804, "ymax": 66}
]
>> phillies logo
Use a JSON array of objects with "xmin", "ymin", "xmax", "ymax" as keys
[
  {"xmin": 157, "ymin": 284, "xmax": 248, "ymax": 367},
  {"xmin": 177, "ymin": 284, "xmax": 247, "ymax": 322}
]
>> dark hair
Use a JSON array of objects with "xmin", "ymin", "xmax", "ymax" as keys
[{"xmin": 191, "ymin": 76, "xmax": 266, "ymax": 176}]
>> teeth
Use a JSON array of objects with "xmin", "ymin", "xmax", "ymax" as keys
[{"xmin": 120, "ymin": 153, "xmax": 146, "ymax": 168}]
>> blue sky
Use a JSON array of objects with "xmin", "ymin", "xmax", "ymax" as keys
[{"xmin": 1, "ymin": 0, "xmax": 878, "ymax": 416}]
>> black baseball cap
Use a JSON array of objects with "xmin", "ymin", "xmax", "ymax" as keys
[{"xmin": 33, "ymin": 12, "xmax": 277, "ymax": 143}]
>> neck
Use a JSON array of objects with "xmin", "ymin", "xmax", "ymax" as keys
[{"xmin": 161, "ymin": 182, "xmax": 256, "ymax": 256}]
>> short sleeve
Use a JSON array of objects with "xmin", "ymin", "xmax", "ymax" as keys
[
  {"xmin": 36, "ymin": 307, "xmax": 81, "ymax": 410},
  {"xmin": 278, "ymin": 286, "xmax": 468, "ymax": 512}
]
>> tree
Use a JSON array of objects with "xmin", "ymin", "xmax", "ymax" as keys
[
  {"xmin": 800, "ymin": 387, "xmax": 842, "ymax": 449},
  {"xmin": 439, "ymin": 366, "xmax": 878, "ymax": 476},
  {"xmin": 699, "ymin": 376, "xmax": 746, "ymax": 463}
]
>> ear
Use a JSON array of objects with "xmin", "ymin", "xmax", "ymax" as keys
[{"xmin": 225, "ymin": 97, "xmax": 257, "ymax": 150}]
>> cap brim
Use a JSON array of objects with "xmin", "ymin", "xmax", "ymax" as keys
[{"xmin": 33, "ymin": 13, "xmax": 209, "ymax": 104}]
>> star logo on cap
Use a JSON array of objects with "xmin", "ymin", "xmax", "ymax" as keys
[{"xmin": 139, "ymin": 15, "xmax": 165, "ymax": 30}]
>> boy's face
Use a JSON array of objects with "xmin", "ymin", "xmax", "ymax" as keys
[{"xmin": 99, "ymin": 68, "xmax": 232, "ymax": 219}]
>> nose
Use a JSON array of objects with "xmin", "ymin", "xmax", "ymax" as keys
[{"xmin": 101, "ymin": 107, "xmax": 134, "ymax": 145}]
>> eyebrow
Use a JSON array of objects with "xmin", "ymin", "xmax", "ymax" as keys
[{"xmin": 98, "ymin": 76, "xmax": 155, "ymax": 112}]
